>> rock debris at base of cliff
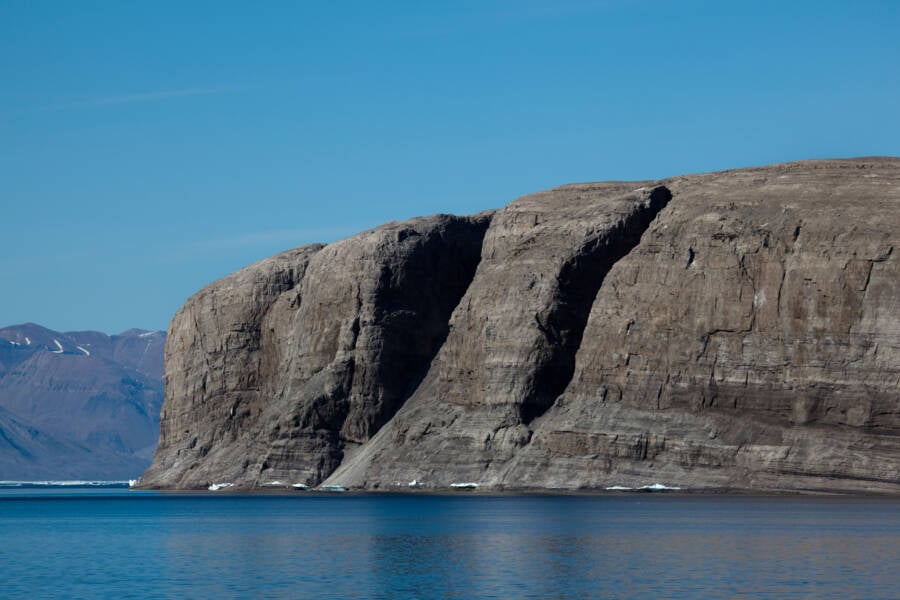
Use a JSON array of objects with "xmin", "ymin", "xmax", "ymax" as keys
[{"xmin": 139, "ymin": 158, "xmax": 900, "ymax": 494}]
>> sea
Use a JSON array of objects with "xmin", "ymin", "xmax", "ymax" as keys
[{"xmin": 1, "ymin": 483, "xmax": 898, "ymax": 599}]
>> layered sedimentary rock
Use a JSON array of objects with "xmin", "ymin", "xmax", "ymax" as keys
[
  {"xmin": 141, "ymin": 215, "xmax": 491, "ymax": 487},
  {"xmin": 142, "ymin": 158, "xmax": 900, "ymax": 493}
]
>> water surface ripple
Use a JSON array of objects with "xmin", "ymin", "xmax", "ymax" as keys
[{"xmin": 1, "ymin": 491, "xmax": 898, "ymax": 598}]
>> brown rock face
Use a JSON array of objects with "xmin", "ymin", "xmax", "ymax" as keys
[
  {"xmin": 142, "ymin": 158, "xmax": 900, "ymax": 493},
  {"xmin": 141, "ymin": 214, "xmax": 491, "ymax": 488}
]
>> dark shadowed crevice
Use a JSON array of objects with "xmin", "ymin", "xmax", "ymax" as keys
[
  {"xmin": 246, "ymin": 216, "xmax": 494, "ymax": 487},
  {"xmin": 356, "ymin": 215, "xmax": 493, "ymax": 438},
  {"xmin": 520, "ymin": 186, "xmax": 672, "ymax": 424},
  {"xmin": 319, "ymin": 214, "xmax": 493, "ymax": 473}
]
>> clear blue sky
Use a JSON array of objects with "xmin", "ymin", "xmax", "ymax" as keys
[{"xmin": 2, "ymin": 1, "xmax": 898, "ymax": 333}]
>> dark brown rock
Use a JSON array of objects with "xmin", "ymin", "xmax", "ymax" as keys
[
  {"xmin": 140, "ymin": 214, "xmax": 491, "ymax": 488},
  {"xmin": 143, "ymin": 158, "xmax": 900, "ymax": 493}
]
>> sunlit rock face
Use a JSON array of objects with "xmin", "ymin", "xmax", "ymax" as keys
[
  {"xmin": 143, "ymin": 158, "xmax": 900, "ymax": 494},
  {"xmin": 141, "ymin": 214, "xmax": 491, "ymax": 488}
]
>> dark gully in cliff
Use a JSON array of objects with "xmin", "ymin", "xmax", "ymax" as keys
[{"xmin": 140, "ymin": 158, "xmax": 900, "ymax": 493}]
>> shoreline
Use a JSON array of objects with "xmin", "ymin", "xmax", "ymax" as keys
[{"xmin": 130, "ymin": 484, "xmax": 900, "ymax": 498}]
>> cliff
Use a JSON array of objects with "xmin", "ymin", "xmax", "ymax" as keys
[{"xmin": 140, "ymin": 158, "xmax": 900, "ymax": 493}]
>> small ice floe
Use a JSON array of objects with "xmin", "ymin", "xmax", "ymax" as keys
[
  {"xmin": 408, "ymin": 479, "xmax": 419, "ymax": 488},
  {"xmin": 639, "ymin": 483, "xmax": 682, "ymax": 492},
  {"xmin": 208, "ymin": 482, "xmax": 235, "ymax": 491},
  {"xmin": 51, "ymin": 339, "xmax": 64, "ymax": 354},
  {"xmin": 77, "ymin": 345, "xmax": 90, "ymax": 356},
  {"xmin": 319, "ymin": 485, "xmax": 347, "ymax": 492},
  {"xmin": 25, "ymin": 337, "xmax": 31, "ymax": 345},
  {"xmin": 605, "ymin": 485, "xmax": 633, "ymax": 491},
  {"xmin": 291, "ymin": 483, "xmax": 308, "ymax": 490},
  {"xmin": 7, "ymin": 339, "xmax": 20, "ymax": 346},
  {"xmin": 450, "ymin": 482, "xmax": 479, "ymax": 489}
]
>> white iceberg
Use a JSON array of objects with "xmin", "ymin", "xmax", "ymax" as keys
[
  {"xmin": 639, "ymin": 483, "xmax": 682, "ymax": 491},
  {"xmin": 208, "ymin": 482, "xmax": 235, "ymax": 491},
  {"xmin": 450, "ymin": 482, "xmax": 479, "ymax": 489},
  {"xmin": 319, "ymin": 485, "xmax": 347, "ymax": 492}
]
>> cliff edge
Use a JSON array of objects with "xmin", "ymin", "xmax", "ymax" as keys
[{"xmin": 140, "ymin": 158, "xmax": 900, "ymax": 493}]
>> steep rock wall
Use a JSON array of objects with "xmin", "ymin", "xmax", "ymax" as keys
[
  {"xmin": 141, "ymin": 214, "xmax": 491, "ymax": 487},
  {"xmin": 326, "ymin": 184, "xmax": 673, "ymax": 487},
  {"xmin": 506, "ymin": 159, "xmax": 900, "ymax": 493},
  {"xmin": 143, "ymin": 158, "xmax": 900, "ymax": 493}
]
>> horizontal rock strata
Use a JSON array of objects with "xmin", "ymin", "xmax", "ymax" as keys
[
  {"xmin": 142, "ymin": 158, "xmax": 900, "ymax": 493},
  {"xmin": 141, "ymin": 214, "xmax": 491, "ymax": 487}
]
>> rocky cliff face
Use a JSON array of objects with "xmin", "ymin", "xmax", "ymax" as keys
[
  {"xmin": 141, "ymin": 158, "xmax": 900, "ymax": 493},
  {"xmin": 141, "ymin": 215, "xmax": 491, "ymax": 487}
]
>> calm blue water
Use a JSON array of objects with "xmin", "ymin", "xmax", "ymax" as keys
[{"xmin": 1, "ymin": 489, "xmax": 898, "ymax": 599}]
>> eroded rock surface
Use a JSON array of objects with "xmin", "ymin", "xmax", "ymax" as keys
[
  {"xmin": 143, "ymin": 158, "xmax": 900, "ymax": 493},
  {"xmin": 505, "ymin": 159, "xmax": 900, "ymax": 493},
  {"xmin": 140, "ymin": 214, "xmax": 491, "ymax": 487}
]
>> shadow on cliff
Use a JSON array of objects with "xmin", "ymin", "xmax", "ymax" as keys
[{"xmin": 522, "ymin": 185, "xmax": 673, "ymax": 423}]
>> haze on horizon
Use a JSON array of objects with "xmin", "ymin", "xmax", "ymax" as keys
[{"xmin": 2, "ymin": 0, "xmax": 898, "ymax": 333}]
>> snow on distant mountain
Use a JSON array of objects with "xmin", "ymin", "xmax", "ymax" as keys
[{"xmin": 0, "ymin": 323, "xmax": 165, "ymax": 480}]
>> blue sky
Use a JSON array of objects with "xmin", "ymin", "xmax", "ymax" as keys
[{"xmin": 2, "ymin": 0, "xmax": 898, "ymax": 333}]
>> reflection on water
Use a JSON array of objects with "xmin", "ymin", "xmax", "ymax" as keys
[{"xmin": 0, "ymin": 492, "xmax": 898, "ymax": 598}]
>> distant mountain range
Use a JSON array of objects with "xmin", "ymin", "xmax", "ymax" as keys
[{"xmin": 0, "ymin": 323, "xmax": 164, "ymax": 480}]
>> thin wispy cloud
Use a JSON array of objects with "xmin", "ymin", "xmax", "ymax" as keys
[
  {"xmin": 186, "ymin": 226, "xmax": 356, "ymax": 252},
  {"xmin": 157, "ymin": 225, "xmax": 368, "ymax": 265},
  {"xmin": 20, "ymin": 87, "xmax": 232, "ymax": 115},
  {"xmin": 151, "ymin": 226, "xmax": 351, "ymax": 265}
]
